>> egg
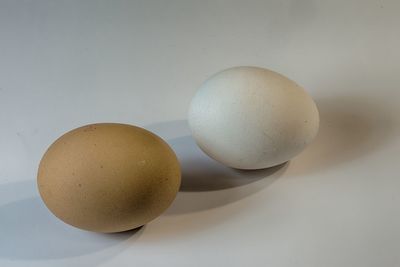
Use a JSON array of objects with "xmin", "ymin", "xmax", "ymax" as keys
[
  {"xmin": 188, "ymin": 66, "xmax": 319, "ymax": 170},
  {"xmin": 37, "ymin": 123, "xmax": 181, "ymax": 233}
]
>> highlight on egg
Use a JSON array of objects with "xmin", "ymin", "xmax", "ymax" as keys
[
  {"xmin": 37, "ymin": 123, "xmax": 181, "ymax": 233},
  {"xmin": 188, "ymin": 66, "xmax": 320, "ymax": 170}
]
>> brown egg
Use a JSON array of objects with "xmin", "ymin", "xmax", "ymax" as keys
[{"xmin": 37, "ymin": 123, "xmax": 181, "ymax": 233}]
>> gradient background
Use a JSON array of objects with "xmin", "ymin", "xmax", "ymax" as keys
[{"xmin": 1, "ymin": 1, "xmax": 400, "ymax": 266}]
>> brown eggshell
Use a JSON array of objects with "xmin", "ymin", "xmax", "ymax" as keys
[{"xmin": 37, "ymin": 123, "xmax": 181, "ymax": 233}]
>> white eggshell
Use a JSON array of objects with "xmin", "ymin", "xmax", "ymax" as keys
[{"xmin": 188, "ymin": 66, "xmax": 319, "ymax": 170}]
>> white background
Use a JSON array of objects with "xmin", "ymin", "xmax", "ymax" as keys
[{"xmin": 1, "ymin": 0, "xmax": 400, "ymax": 266}]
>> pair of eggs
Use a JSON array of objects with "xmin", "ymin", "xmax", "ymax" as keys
[{"xmin": 38, "ymin": 66, "xmax": 319, "ymax": 233}]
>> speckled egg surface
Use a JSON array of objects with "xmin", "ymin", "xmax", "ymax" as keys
[
  {"xmin": 37, "ymin": 123, "xmax": 181, "ymax": 233},
  {"xmin": 188, "ymin": 66, "xmax": 319, "ymax": 170}
]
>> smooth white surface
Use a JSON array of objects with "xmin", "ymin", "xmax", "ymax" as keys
[
  {"xmin": 188, "ymin": 66, "xmax": 319, "ymax": 169},
  {"xmin": 0, "ymin": 1, "xmax": 399, "ymax": 266}
]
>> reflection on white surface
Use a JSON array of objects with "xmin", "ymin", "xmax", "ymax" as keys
[
  {"xmin": 142, "ymin": 120, "xmax": 288, "ymax": 241},
  {"xmin": 147, "ymin": 120, "xmax": 287, "ymax": 213},
  {"xmin": 147, "ymin": 120, "xmax": 287, "ymax": 191}
]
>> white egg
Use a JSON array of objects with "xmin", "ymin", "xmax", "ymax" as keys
[{"xmin": 188, "ymin": 66, "xmax": 319, "ymax": 170}]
